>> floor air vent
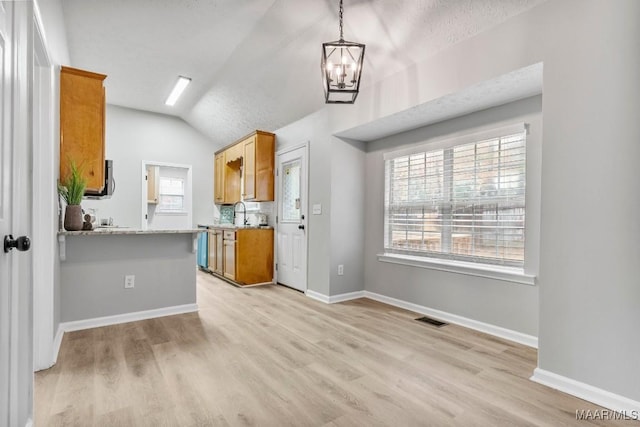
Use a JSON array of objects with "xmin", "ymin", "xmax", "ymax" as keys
[{"xmin": 415, "ymin": 316, "xmax": 448, "ymax": 328}]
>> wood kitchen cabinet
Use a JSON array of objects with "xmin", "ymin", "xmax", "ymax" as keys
[
  {"xmin": 242, "ymin": 136, "xmax": 256, "ymax": 200},
  {"xmin": 214, "ymin": 153, "xmax": 225, "ymax": 204},
  {"xmin": 146, "ymin": 165, "xmax": 159, "ymax": 204},
  {"xmin": 208, "ymin": 229, "xmax": 223, "ymax": 275},
  {"xmin": 224, "ymin": 155, "xmax": 242, "ymax": 205},
  {"xmin": 209, "ymin": 227, "xmax": 273, "ymax": 286},
  {"xmin": 213, "ymin": 130, "xmax": 275, "ymax": 204},
  {"xmin": 60, "ymin": 66, "xmax": 107, "ymax": 192},
  {"xmin": 242, "ymin": 131, "xmax": 275, "ymax": 202},
  {"xmin": 223, "ymin": 230, "xmax": 236, "ymax": 281},
  {"xmin": 235, "ymin": 228, "xmax": 273, "ymax": 284}
]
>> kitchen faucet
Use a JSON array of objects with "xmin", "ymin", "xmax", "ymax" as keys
[{"xmin": 233, "ymin": 201, "xmax": 248, "ymax": 226}]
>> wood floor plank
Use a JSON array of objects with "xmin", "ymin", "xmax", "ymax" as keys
[{"xmin": 35, "ymin": 271, "xmax": 637, "ymax": 426}]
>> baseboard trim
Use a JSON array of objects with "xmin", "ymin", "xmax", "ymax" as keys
[
  {"xmin": 306, "ymin": 290, "xmax": 365, "ymax": 304},
  {"xmin": 59, "ymin": 303, "xmax": 199, "ymax": 333},
  {"xmin": 363, "ymin": 291, "xmax": 538, "ymax": 348},
  {"xmin": 305, "ymin": 289, "xmax": 330, "ymax": 303},
  {"xmin": 51, "ymin": 324, "xmax": 64, "ymax": 366},
  {"xmin": 531, "ymin": 368, "xmax": 640, "ymax": 414},
  {"xmin": 329, "ymin": 290, "xmax": 366, "ymax": 303},
  {"xmin": 305, "ymin": 288, "xmax": 537, "ymax": 348}
]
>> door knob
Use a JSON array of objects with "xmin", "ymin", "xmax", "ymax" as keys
[
  {"xmin": 4, "ymin": 235, "xmax": 31, "ymax": 253},
  {"xmin": 298, "ymin": 225, "xmax": 305, "ymax": 230}
]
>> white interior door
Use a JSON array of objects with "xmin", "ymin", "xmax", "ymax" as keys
[
  {"xmin": 276, "ymin": 144, "xmax": 308, "ymax": 291},
  {"xmin": 1, "ymin": 1, "xmax": 34, "ymax": 425}
]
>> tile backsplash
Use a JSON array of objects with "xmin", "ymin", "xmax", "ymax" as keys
[
  {"xmin": 214, "ymin": 202, "xmax": 274, "ymax": 226},
  {"xmin": 220, "ymin": 205, "xmax": 234, "ymax": 224}
]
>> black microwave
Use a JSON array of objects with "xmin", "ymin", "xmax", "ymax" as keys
[{"xmin": 84, "ymin": 159, "xmax": 115, "ymax": 199}]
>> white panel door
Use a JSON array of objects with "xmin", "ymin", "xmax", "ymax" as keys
[
  {"xmin": 276, "ymin": 145, "xmax": 307, "ymax": 291},
  {"xmin": 0, "ymin": 1, "xmax": 34, "ymax": 425}
]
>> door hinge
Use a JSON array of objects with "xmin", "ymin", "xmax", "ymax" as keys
[
  {"xmin": 276, "ymin": 215, "xmax": 278, "ymax": 223},
  {"xmin": 145, "ymin": 214, "xmax": 148, "ymax": 220},
  {"xmin": 145, "ymin": 174, "xmax": 148, "ymax": 181},
  {"xmin": 275, "ymin": 263, "xmax": 278, "ymax": 271}
]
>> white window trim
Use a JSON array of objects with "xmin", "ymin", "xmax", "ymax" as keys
[
  {"xmin": 381, "ymin": 121, "xmax": 536, "ymax": 279},
  {"xmin": 377, "ymin": 252, "xmax": 536, "ymax": 285},
  {"xmin": 383, "ymin": 122, "xmax": 527, "ymax": 160}
]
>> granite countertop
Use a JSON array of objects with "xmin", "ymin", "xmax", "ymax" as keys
[
  {"xmin": 58, "ymin": 228, "xmax": 203, "ymax": 236},
  {"xmin": 197, "ymin": 224, "xmax": 273, "ymax": 230}
]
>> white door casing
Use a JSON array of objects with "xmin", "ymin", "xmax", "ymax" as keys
[
  {"xmin": 276, "ymin": 143, "xmax": 308, "ymax": 292},
  {"xmin": 32, "ymin": 5, "xmax": 56, "ymax": 372},
  {"xmin": 1, "ymin": 1, "xmax": 34, "ymax": 425}
]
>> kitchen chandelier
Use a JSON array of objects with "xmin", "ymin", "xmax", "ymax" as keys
[{"xmin": 321, "ymin": 0, "xmax": 365, "ymax": 104}]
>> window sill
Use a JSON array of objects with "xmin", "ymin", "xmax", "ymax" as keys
[
  {"xmin": 377, "ymin": 253, "xmax": 536, "ymax": 286},
  {"xmin": 155, "ymin": 211, "xmax": 188, "ymax": 216}
]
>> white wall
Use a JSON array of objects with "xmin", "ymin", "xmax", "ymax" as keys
[
  {"xmin": 34, "ymin": 0, "xmax": 70, "ymax": 66},
  {"xmin": 330, "ymin": 138, "xmax": 366, "ymax": 295},
  {"xmin": 536, "ymin": 0, "xmax": 640, "ymax": 401},
  {"xmin": 60, "ymin": 233, "xmax": 196, "ymax": 322},
  {"xmin": 83, "ymin": 105, "xmax": 218, "ymax": 229}
]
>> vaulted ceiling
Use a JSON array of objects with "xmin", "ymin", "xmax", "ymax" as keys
[{"xmin": 61, "ymin": 0, "xmax": 545, "ymax": 147}]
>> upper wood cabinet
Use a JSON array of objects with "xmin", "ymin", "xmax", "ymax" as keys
[
  {"xmin": 224, "ymin": 154, "xmax": 242, "ymax": 205},
  {"xmin": 214, "ymin": 130, "xmax": 275, "ymax": 204},
  {"xmin": 242, "ymin": 136, "xmax": 256, "ymax": 200},
  {"xmin": 256, "ymin": 131, "xmax": 276, "ymax": 201},
  {"xmin": 60, "ymin": 66, "xmax": 107, "ymax": 192},
  {"xmin": 214, "ymin": 153, "xmax": 225, "ymax": 203},
  {"xmin": 146, "ymin": 165, "xmax": 159, "ymax": 204}
]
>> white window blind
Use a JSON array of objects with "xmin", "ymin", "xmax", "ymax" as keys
[
  {"xmin": 384, "ymin": 126, "xmax": 526, "ymax": 267},
  {"xmin": 157, "ymin": 177, "xmax": 185, "ymax": 212}
]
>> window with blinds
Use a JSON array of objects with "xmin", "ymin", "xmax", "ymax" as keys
[
  {"xmin": 157, "ymin": 177, "xmax": 185, "ymax": 212},
  {"xmin": 384, "ymin": 128, "xmax": 526, "ymax": 267}
]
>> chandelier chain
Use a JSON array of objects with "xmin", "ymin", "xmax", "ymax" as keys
[{"xmin": 339, "ymin": 0, "xmax": 344, "ymax": 40}]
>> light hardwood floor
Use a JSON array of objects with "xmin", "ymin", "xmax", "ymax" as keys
[{"xmin": 35, "ymin": 271, "xmax": 635, "ymax": 426}]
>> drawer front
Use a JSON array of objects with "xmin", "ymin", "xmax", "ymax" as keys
[{"xmin": 223, "ymin": 230, "xmax": 235, "ymax": 240}]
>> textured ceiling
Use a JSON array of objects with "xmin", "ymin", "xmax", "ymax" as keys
[{"xmin": 61, "ymin": 0, "xmax": 546, "ymax": 147}]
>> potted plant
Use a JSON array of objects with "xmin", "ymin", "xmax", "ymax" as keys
[{"xmin": 58, "ymin": 161, "xmax": 87, "ymax": 231}]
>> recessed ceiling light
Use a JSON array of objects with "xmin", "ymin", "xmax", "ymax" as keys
[{"xmin": 165, "ymin": 76, "xmax": 191, "ymax": 106}]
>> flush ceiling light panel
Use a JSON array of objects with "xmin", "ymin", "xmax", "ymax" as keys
[
  {"xmin": 321, "ymin": 0, "xmax": 365, "ymax": 104},
  {"xmin": 165, "ymin": 76, "xmax": 191, "ymax": 106}
]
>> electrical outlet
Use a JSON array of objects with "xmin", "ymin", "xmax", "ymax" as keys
[
  {"xmin": 338, "ymin": 264, "xmax": 344, "ymax": 276},
  {"xmin": 124, "ymin": 275, "xmax": 135, "ymax": 289}
]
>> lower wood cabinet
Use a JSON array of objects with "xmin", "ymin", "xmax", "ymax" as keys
[
  {"xmin": 235, "ymin": 229, "xmax": 273, "ymax": 285},
  {"xmin": 208, "ymin": 230, "xmax": 223, "ymax": 275},
  {"xmin": 223, "ymin": 231, "xmax": 236, "ymax": 281},
  {"xmin": 208, "ymin": 227, "xmax": 273, "ymax": 286}
]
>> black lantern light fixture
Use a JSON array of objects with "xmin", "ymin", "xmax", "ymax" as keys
[{"xmin": 321, "ymin": 0, "xmax": 365, "ymax": 104}]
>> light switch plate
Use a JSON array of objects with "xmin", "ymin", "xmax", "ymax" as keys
[
  {"xmin": 124, "ymin": 275, "xmax": 135, "ymax": 289},
  {"xmin": 313, "ymin": 204, "xmax": 322, "ymax": 215}
]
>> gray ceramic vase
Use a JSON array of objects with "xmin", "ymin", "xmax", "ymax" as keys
[{"xmin": 64, "ymin": 205, "xmax": 83, "ymax": 231}]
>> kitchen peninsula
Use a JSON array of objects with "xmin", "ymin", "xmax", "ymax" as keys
[{"xmin": 58, "ymin": 228, "xmax": 202, "ymax": 329}]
